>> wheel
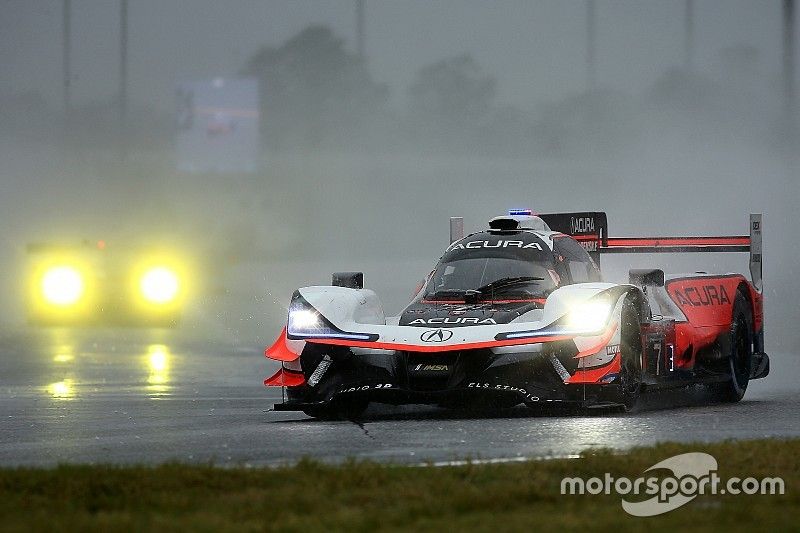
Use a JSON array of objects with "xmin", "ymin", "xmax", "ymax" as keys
[
  {"xmin": 302, "ymin": 398, "xmax": 369, "ymax": 420},
  {"xmin": 453, "ymin": 394, "xmax": 521, "ymax": 411},
  {"xmin": 711, "ymin": 289, "xmax": 752, "ymax": 403},
  {"xmin": 617, "ymin": 297, "xmax": 643, "ymax": 410}
]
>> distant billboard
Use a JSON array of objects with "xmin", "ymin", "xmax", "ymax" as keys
[{"xmin": 176, "ymin": 78, "xmax": 260, "ymax": 173}]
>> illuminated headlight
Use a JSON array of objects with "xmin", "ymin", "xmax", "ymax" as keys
[
  {"xmin": 286, "ymin": 292, "xmax": 374, "ymax": 341},
  {"xmin": 566, "ymin": 300, "xmax": 612, "ymax": 332},
  {"xmin": 289, "ymin": 309, "xmax": 320, "ymax": 330},
  {"xmin": 140, "ymin": 267, "xmax": 180, "ymax": 304},
  {"xmin": 41, "ymin": 266, "xmax": 84, "ymax": 306},
  {"xmin": 287, "ymin": 294, "xmax": 337, "ymax": 337}
]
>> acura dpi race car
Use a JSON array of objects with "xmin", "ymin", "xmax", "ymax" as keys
[{"xmin": 265, "ymin": 210, "xmax": 768, "ymax": 419}]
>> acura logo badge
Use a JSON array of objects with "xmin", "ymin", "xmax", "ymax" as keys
[{"xmin": 420, "ymin": 328, "xmax": 453, "ymax": 343}]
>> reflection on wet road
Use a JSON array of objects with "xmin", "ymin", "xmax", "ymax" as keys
[{"xmin": 0, "ymin": 328, "xmax": 798, "ymax": 466}]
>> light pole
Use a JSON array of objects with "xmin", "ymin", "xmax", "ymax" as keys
[
  {"xmin": 63, "ymin": 0, "xmax": 71, "ymax": 115},
  {"xmin": 119, "ymin": 0, "xmax": 128, "ymax": 158},
  {"xmin": 784, "ymin": 0, "xmax": 795, "ymax": 134},
  {"xmin": 586, "ymin": 0, "xmax": 596, "ymax": 91},
  {"xmin": 685, "ymin": 0, "xmax": 694, "ymax": 70},
  {"xmin": 119, "ymin": 0, "xmax": 128, "ymax": 126},
  {"xmin": 356, "ymin": 0, "xmax": 365, "ymax": 58}
]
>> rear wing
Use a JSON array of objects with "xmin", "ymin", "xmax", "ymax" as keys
[{"xmin": 539, "ymin": 212, "xmax": 762, "ymax": 293}]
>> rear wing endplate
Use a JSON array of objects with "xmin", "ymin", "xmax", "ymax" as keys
[
  {"xmin": 539, "ymin": 212, "xmax": 763, "ymax": 293},
  {"xmin": 537, "ymin": 212, "xmax": 608, "ymax": 265},
  {"xmin": 749, "ymin": 214, "xmax": 763, "ymax": 292}
]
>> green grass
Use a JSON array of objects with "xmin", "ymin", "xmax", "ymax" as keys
[{"xmin": 0, "ymin": 439, "xmax": 797, "ymax": 532}]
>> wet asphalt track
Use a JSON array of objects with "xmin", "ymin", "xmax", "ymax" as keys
[{"xmin": 0, "ymin": 328, "xmax": 798, "ymax": 467}]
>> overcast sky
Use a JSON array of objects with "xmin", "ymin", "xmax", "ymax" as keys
[{"xmin": 0, "ymin": 0, "xmax": 791, "ymax": 112}]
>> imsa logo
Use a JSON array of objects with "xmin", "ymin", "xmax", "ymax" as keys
[{"xmin": 412, "ymin": 364, "xmax": 449, "ymax": 372}]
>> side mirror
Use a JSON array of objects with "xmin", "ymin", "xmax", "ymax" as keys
[
  {"xmin": 450, "ymin": 217, "xmax": 464, "ymax": 244},
  {"xmin": 332, "ymin": 272, "xmax": 364, "ymax": 289}
]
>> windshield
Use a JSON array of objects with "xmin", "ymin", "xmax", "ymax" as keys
[{"xmin": 424, "ymin": 257, "xmax": 558, "ymax": 300}]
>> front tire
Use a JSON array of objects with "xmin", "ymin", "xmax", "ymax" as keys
[
  {"xmin": 618, "ymin": 298, "xmax": 643, "ymax": 410},
  {"xmin": 711, "ymin": 289, "xmax": 752, "ymax": 403},
  {"xmin": 302, "ymin": 398, "xmax": 369, "ymax": 420}
]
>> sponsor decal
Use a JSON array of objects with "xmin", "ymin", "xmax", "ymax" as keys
[
  {"xmin": 672, "ymin": 285, "xmax": 731, "ymax": 307},
  {"xmin": 467, "ymin": 382, "xmax": 540, "ymax": 402},
  {"xmin": 412, "ymin": 364, "xmax": 449, "ymax": 372},
  {"xmin": 561, "ymin": 452, "xmax": 785, "ymax": 517},
  {"xmin": 420, "ymin": 328, "xmax": 454, "ymax": 342},
  {"xmin": 409, "ymin": 317, "xmax": 497, "ymax": 325},
  {"xmin": 337, "ymin": 383, "xmax": 394, "ymax": 394},
  {"xmin": 448, "ymin": 240, "xmax": 542, "ymax": 251},
  {"xmin": 442, "ymin": 304, "xmax": 492, "ymax": 311},
  {"xmin": 570, "ymin": 216, "xmax": 595, "ymax": 234}
]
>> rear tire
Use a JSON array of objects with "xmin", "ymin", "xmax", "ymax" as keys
[
  {"xmin": 618, "ymin": 297, "xmax": 643, "ymax": 411},
  {"xmin": 711, "ymin": 289, "xmax": 752, "ymax": 403}
]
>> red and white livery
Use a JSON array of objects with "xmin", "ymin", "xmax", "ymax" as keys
[{"xmin": 265, "ymin": 211, "xmax": 768, "ymax": 419}]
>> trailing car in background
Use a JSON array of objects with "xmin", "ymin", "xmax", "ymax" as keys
[
  {"xmin": 265, "ymin": 210, "xmax": 768, "ymax": 419},
  {"xmin": 25, "ymin": 239, "xmax": 190, "ymax": 327}
]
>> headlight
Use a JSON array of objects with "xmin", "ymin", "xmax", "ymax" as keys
[
  {"xmin": 566, "ymin": 300, "xmax": 612, "ymax": 332},
  {"xmin": 287, "ymin": 294, "xmax": 337, "ymax": 337},
  {"xmin": 289, "ymin": 309, "xmax": 320, "ymax": 330},
  {"xmin": 286, "ymin": 292, "xmax": 375, "ymax": 341},
  {"xmin": 41, "ymin": 266, "xmax": 84, "ymax": 306},
  {"xmin": 140, "ymin": 267, "xmax": 179, "ymax": 304}
]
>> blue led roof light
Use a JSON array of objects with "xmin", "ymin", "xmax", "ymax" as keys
[{"xmin": 509, "ymin": 209, "xmax": 533, "ymax": 216}]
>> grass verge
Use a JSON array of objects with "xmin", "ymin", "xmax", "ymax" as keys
[{"xmin": 0, "ymin": 439, "xmax": 797, "ymax": 532}]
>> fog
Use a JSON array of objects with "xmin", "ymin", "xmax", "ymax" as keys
[{"xmin": 0, "ymin": 0, "xmax": 797, "ymax": 351}]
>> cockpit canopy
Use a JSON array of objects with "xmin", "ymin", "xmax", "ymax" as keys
[{"xmin": 422, "ymin": 230, "xmax": 600, "ymax": 302}]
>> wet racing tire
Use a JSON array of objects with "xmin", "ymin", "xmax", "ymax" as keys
[
  {"xmin": 302, "ymin": 398, "xmax": 369, "ymax": 420},
  {"xmin": 618, "ymin": 297, "xmax": 644, "ymax": 411},
  {"xmin": 710, "ymin": 289, "xmax": 752, "ymax": 403}
]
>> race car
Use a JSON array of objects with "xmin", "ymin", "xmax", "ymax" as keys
[
  {"xmin": 25, "ymin": 239, "xmax": 189, "ymax": 326},
  {"xmin": 264, "ymin": 210, "xmax": 768, "ymax": 419}
]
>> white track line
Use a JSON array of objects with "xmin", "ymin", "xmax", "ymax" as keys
[{"xmin": 414, "ymin": 454, "xmax": 581, "ymax": 468}]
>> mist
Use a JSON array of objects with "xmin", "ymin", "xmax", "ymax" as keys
[{"xmin": 0, "ymin": 0, "xmax": 797, "ymax": 352}]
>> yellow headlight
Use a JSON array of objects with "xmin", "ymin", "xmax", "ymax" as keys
[
  {"xmin": 140, "ymin": 267, "xmax": 180, "ymax": 304},
  {"xmin": 41, "ymin": 266, "xmax": 84, "ymax": 306}
]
